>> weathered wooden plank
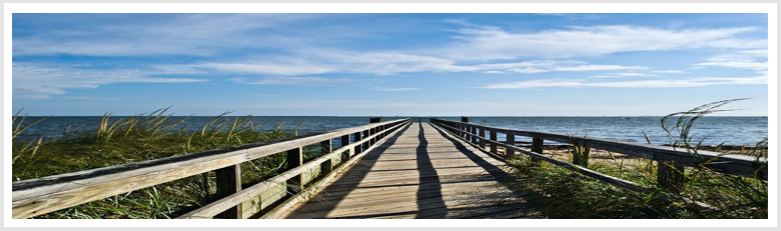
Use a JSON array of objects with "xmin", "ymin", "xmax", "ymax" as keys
[
  {"xmin": 283, "ymin": 122, "xmax": 537, "ymax": 219},
  {"xmin": 262, "ymin": 122, "xmax": 410, "ymax": 219}
]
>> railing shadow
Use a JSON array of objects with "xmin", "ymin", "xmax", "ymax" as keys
[
  {"xmin": 415, "ymin": 122, "xmax": 446, "ymax": 218},
  {"xmin": 283, "ymin": 124, "xmax": 412, "ymax": 218},
  {"xmin": 429, "ymin": 123, "xmax": 546, "ymax": 201}
]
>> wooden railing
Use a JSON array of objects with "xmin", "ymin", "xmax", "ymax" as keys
[
  {"xmin": 430, "ymin": 118, "xmax": 767, "ymax": 194},
  {"xmin": 12, "ymin": 118, "xmax": 411, "ymax": 219}
]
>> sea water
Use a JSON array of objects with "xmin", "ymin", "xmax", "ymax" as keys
[{"xmin": 14, "ymin": 116, "xmax": 768, "ymax": 146}]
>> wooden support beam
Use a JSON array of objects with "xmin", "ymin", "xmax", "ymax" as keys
[
  {"xmin": 478, "ymin": 128, "xmax": 486, "ymax": 149},
  {"xmin": 354, "ymin": 132, "xmax": 363, "ymax": 154},
  {"xmin": 489, "ymin": 131, "xmax": 498, "ymax": 154},
  {"xmin": 658, "ymin": 161, "xmax": 685, "ymax": 193},
  {"xmin": 215, "ymin": 164, "xmax": 242, "ymax": 219},
  {"xmin": 505, "ymin": 133, "xmax": 515, "ymax": 158},
  {"xmin": 471, "ymin": 126, "xmax": 478, "ymax": 144},
  {"xmin": 531, "ymin": 137, "xmax": 543, "ymax": 163}
]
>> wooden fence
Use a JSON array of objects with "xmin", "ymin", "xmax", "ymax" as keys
[
  {"xmin": 430, "ymin": 118, "xmax": 767, "ymax": 195},
  {"xmin": 12, "ymin": 118, "xmax": 411, "ymax": 219}
]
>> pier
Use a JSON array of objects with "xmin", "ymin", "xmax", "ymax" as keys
[{"xmin": 12, "ymin": 118, "xmax": 767, "ymax": 219}]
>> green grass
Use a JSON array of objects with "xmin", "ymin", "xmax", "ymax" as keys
[
  {"xmin": 505, "ymin": 99, "xmax": 768, "ymax": 219},
  {"xmin": 11, "ymin": 108, "xmax": 321, "ymax": 219}
]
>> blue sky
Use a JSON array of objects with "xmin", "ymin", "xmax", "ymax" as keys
[{"xmin": 11, "ymin": 13, "xmax": 769, "ymax": 116}]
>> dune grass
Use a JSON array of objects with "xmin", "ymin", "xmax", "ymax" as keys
[
  {"xmin": 11, "ymin": 108, "xmax": 318, "ymax": 219},
  {"xmin": 505, "ymin": 99, "xmax": 767, "ymax": 219}
]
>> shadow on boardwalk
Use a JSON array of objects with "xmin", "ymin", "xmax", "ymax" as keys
[{"xmin": 283, "ymin": 122, "xmax": 545, "ymax": 219}]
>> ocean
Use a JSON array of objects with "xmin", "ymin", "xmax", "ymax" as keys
[{"xmin": 13, "ymin": 116, "xmax": 768, "ymax": 146}]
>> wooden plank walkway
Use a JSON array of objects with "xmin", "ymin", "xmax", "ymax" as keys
[{"xmin": 282, "ymin": 122, "xmax": 545, "ymax": 219}]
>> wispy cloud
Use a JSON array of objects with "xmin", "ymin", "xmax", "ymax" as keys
[
  {"xmin": 439, "ymin": 24, "xmax": 765, "ymax": 60},
  {"xmin": 694, "ymin": 50, "xmax": 768, "ymax": 71},
  {"xmin": 652, "ymin": 70, "xmax": 685, "ymax": 73},
  {"xmin": 201, "ymin": 62, "xmax": 335, "ymax": 76},
  {"xmin": 591, "ymin": 72, "xmax": 658, "ymax": 78},
  {"xmin": 13, "ymin": 14, "xmax": 323, "ymax": 57},
  {"xmin": 231, "ymin": 76, "xmax": 373, "ymax": 86},
  {"xmin": 481, "ymin": 76, "xmax": 767, "ymax": 89},
  {"xmin": 13, "ymin": 63, "xmax": 207, "ymax": 99},
  {"xmin": 695, "ymin": 60, "xmax": 768, "ymax": 70}
]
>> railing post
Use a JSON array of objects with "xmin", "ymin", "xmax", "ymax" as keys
[
  {"xmin": 321, "ymin": 139, "xmax": 333, "ymax": 173},
  {"xmin": 490, "ymin": 131, "xmax": 498, "ymax": 154},
  {"xmin": 286, "ymin": 147, "xmax": 303, "ymax": 196},
  {"xmin": 658, "ymin": 161, "xmax": 685, "ymax": 193},
  {"xmin": 370, "ymin": 117, "xmax": 382, "ymax": 147},
  {"xmin": 354, "ymin": 132, "xmax": 363, "ymax": 155},
  {"xmin": 531, "ymin": 137, "xmax": 544, "ymax": 163},
  {"xmin": 362, "ymin": 130, "xmax": 370, "ymax": 149},
  {"xmin": 215, "ymin": 164, "xmax": 242, "ymax": 219},
  {"xmin": 460, "ymin": 117, "xmax": 469, "ymax": 139},
  {"xmin": 505, "ymin": 133, "xmax": 515, "ymax": 158},
  {"xmin": 479, "ymin": 128, "xmax": 486, "ymax": 149},
  {"xmin": 471, "ymin": 126, "xmax": 478, "ymax": 144}
]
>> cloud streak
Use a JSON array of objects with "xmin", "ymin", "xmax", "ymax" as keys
[
  {"xmin": 13, "ymin": 63, "xmax": 207, "ymax": 99},
  {"xmin": 439, "ymin": 24, "xmax": 766, "ymax": 60},
  {"xmin": 481, "ymin": 76, "xmax": 767, "ymax": 89}
]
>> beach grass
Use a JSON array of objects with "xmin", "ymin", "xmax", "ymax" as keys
[
  {"xmin": 11, "ymin": 100, "xmax": 767, "ymax": 219},
  {"xmin": 11, "ymin": 108, "xmax": 311, "ymax": 219},
  {"xmin": 504, "ymin": 99, "xmax": 767, "ymax": 219}
]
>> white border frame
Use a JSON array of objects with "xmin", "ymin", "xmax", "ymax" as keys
[{"xmin": 3, "ymin": 2, "xmax": 777, "ymax": 228}]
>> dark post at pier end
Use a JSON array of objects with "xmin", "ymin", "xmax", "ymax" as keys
[{"xmin": 461, "ymin": 116, "xmax": 469, "ymax": 122}]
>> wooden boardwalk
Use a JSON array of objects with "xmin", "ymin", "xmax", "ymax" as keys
[{"xmin": 282, "ymin": 122, "xmax": 544, "ymax": 219}]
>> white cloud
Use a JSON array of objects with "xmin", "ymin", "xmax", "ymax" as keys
[
  {"xmin": 200, "ymin": 62, "xmax": 335, "ymax": 76},
  {"xmin": 172, "ymin": 56, "xmax": 644, "ymax": 76},
  {"xmin": 695, "ymin": 60, "xmax": 768, "ymax": 70},
  {"xmin": 507, "ymin": 68, "xmax": 549, "ymax": 74},
  {"xmin": 13, "ymin": 14, "xmax": 321, "ymax": 57},
  {"xmin": 439, "ymin": 25, "xmax": 766, "ymax": 60},
  {"xmin": 694, "ymin": 50, "xmax": 769, "ymax": 72},
  {"xmin": 590, "ymin": 72, "xmax": 657, "ymax": 79},
  {"xmin": 652, "ymin": 70, "xmax": 685, "ymax": 73},
  {"xmin": 233, "ymin": 76, "xmax": 370, "ymax": 86},
  {"xmin": 481, "ymin": 75, "xmax": 767, "ymax": 89},
  {"xmin": 13, "ymin": 63, "xmax": 206, "ymax": 99}
]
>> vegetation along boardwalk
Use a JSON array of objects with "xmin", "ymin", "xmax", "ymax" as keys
[
  {"xmin": 12, "ymin": 117, "xmax": 766, "ymax": 219},
  {"xmin": 282, "ymin": 122, "xmax": 543, "ymax": 219}
]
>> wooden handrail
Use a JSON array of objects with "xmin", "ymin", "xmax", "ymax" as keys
[
  {"xmin": 12, "ymin": 118, "xmax": 411, "ymax": 219},
  {"xmin": 177, "ymin": 120, "xmax": 410, "ymax": 219},
  {"xmin": 430, "ymin": 118, "xmax": 767, "ymax": 181}
]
